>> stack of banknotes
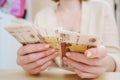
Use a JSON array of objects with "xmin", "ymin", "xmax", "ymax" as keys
[{"xmin": 5, "ymin": 20, "xmax": 100, "ymax": 70}]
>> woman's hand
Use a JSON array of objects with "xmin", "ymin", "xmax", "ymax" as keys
[
  {"xmin": 63, "ymin": 46, "xmax": 116, "ymax": 79},
  {"xmin": 17, "ymin": 43, "xmax": 58, "ymax": 75}
]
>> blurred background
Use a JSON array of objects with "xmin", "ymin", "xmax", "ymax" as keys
[{"xmin": 0, "ymin": 0, "xmax": 119, "ymax": 69}]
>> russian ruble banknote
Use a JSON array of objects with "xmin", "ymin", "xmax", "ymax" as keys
[{"xmin": 5, "ymin": 22, "xmax": 99, "ymax": 70}]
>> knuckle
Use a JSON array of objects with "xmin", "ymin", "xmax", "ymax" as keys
[
  {"xmin": 21, "ymin": 45, "xmax": 33, "ymax": 55},
  {"xmin": 23, "ymin": 46, "xmax": 29, "ymax": 54},
  {"xmin": 17, "ymin": 47, "xmax": 24, "ymax": 55},
  {"xmin": 16, "ymin": 56, "xmax": 22, "ymax": 65},
  {"xmin": 16, "ymin": 59, "xmax": 21, "ymax": 65},
  {"xmin": 19, "ymin": 47, "xmax": 28, "ymax": 55}
]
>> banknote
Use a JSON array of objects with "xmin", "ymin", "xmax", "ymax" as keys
[
  {"xmin": 57, "ymin": 29, "xmax": 100, "ymax": 69},
  {"xmin": 5, "ymin": 23, "xmax": 99, "ymax": 70},
  {"xmin": 5, "ymin": 24, "xmax": 62, "ymax": 67},
  {"xmin": 5, "ymin": 24, "xmax": 44, "ymax": 45}
]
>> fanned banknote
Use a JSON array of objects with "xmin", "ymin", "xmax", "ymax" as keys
[
  {"xmin": 5, "ymin": 19, "xmax": 44, "ymax": 45},
  {"xmin": 5, "ymin": 22, "xmax": 100, "ymax": 70},
  {"xmin": 57, "ymin": 29, "xmax": 100, "ymax": 69}
]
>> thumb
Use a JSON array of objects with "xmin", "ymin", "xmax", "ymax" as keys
[{"xmin": 85, "ymin": 45, "xmax": 107, "ymax": 58}]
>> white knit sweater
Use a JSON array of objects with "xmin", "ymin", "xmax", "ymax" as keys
[{"xmin": 34, "ymin": 0, "xmax": 120, "ymax": 72}]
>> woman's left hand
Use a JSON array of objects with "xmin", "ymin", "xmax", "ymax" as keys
[{"xmin": 63, "ymin": 46, "xmax": 116, "ymax": 79}]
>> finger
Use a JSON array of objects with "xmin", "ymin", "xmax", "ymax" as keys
[
  {"xmin": 18, "ymin": 43, "xmax": 50, "ymax": 55},
  {"xmin": 65, "ymin": 52, "xmax": 102, "ymax": 66},
  {"xmin": 63, "ymin": 62, "xmax": 75, "ymax": 72},
  {"xmin": 64, "ymin": 57, "xmax": 106, "ymax": 74},
  {"xmin": 36, "ymin": 52, "xmax": 58, "ymax": 66},
  {"xmin": 74, "ymin": 68, "xmax": 98, "ymax": 79},
  {"xmin": 85, "ymin": 45, "xmax": 107, "ymax": 58},
  {"xmin": 22, "ymin": 52, "xmax": 58, "ymax": 71},
  {"xmin": 28, "ymin": 61, "xmax": 52, "ymax": 75},
  {"xmin": 40, "ymin": 61, "xmax": 53, "ymax": 70},
  {"xmin": 17, "ymin": 48, "xmax": 55, "ymax": 65}
]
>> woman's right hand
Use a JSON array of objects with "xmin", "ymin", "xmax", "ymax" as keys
[{"xmin": 17, "ymin": 43, "xmax": 58, "ymax": 75}]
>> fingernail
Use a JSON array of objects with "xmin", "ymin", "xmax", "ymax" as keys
[
  {"xmin": 66, "ymin": 52, "xmax": 71, "ymax": 57},
  {"xmin": 44, "ymin": 44, "xmax": 50, "ymax": 48},
  {"xmin": 87, "ymin": 51, "xmax": 92, "ymax": 58},
  {"xmin": 50, "ymin": 49, "xmax": 55, "ymax": 52}
]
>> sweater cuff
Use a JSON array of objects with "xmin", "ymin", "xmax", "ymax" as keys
[{"xmin": 108, "ymin": 53, "xmax": 120, "ymax": 72}]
